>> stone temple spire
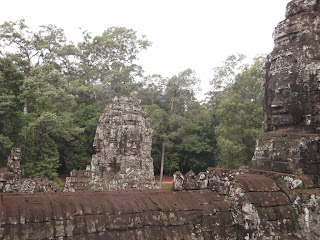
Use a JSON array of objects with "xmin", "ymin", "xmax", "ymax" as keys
[
  {"xmin": 64, "ymin": 96, "xmax": 158, "ymax": 191},
  {"xmin": 251, "ymin": 0, "xmax": 320, "ymax": 177},
  {"xmin": 90, "ymin": 96, "xmax": 158, "ymax": 190}
]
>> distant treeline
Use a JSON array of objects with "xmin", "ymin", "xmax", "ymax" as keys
[{"xmin": 0, "ymin": 20, "xmax": 263, "ymax": 185}]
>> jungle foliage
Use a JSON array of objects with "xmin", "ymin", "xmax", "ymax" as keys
[{"xmin": 0, "ymin": 20, "xmax": 263, "ymax": 185}]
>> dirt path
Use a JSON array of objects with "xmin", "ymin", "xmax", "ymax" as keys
[{"xmin": 155, "ymin": 175, "xmax": 173, "ymax": 186}]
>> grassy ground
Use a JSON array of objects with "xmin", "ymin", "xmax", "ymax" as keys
[{"xmin": 161, "ymin": 185, "xmax": 172, "ymax": 189}]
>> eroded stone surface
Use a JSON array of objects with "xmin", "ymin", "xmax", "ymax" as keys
[
  {"xmin": 64, "ymin": 96, "xmax": 158, "ymax": 191},
  {"xmin": 252, "ymin": 0, "xmax": 320, "ymax": 174},
  {"xmin": 0, "ymin": 190, "xmax": 237, "ymax": 239},
  {"xmin": 251, "ymin": 0, "xmax": 320, "ymax": 181},
  {"xmin": 0, "ymin": 148, "xmax": 20, "ymax": 192},
  {"xmin": 250, "ymin": 1, "xmax": 320, "ymax": 238},
  {"xmin": 6, "ymin": 147, "xmax": 21, "ymax": 175},
  {"xmin": 172, "ymin": 168, "xmax": 299, "ymax": 239}
]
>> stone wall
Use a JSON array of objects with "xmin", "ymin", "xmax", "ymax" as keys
[
  {"xmin": 172, "ymin": 169, "xmax": 300, "ymax": 239},
  {"xmin": 171, "ymin": 166, "xmax": 320, "ymax": 239},
  {"xmin": 64, "ymin": 96, "xmax": 158, "ymax": 191},
  {"xmin": 0, "ymin": 190, "xmax": 237, "ymax": 239},
  {"xmin": 0, "ymin": 167, "xmax": 309, "ymax": 240}
]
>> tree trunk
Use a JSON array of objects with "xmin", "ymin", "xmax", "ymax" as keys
[
  {"xmin": 170, "ymin": 99, "xmax": 174, "ymax": 113},
  {"xmin": 23, "ymin": 102, "xmax": 28, "ymax": 114},
  {"xmin": 159, "ymin": 142, "xmax": 165, "ymax": 188}
]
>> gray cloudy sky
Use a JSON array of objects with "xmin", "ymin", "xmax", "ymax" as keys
[{"xmin": 1, "ymin": 0, "xmax": 289, "ymax": 99}]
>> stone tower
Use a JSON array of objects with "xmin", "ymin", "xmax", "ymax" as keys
[
  {"xmin": 90, "ymin": 96, "xmax": 158, "ymax": 190},
  {"xmin": 251, "ymin": 0, "xmax": 320, "ymax": 177},
  {"xmin": 64, "ymin": 96, "xmax": 158, "ymax": 191}
]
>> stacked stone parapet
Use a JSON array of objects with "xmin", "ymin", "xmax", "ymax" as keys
[
  {"xmin": 4, "ymin": 178, "xmax": 57, "ymax": 193},
  {"xmin": 63, "ymin": 168, "xmax": 92, "ymax": 192},
  {"xmin": 172, "ymin": 168, "xmax": 306, "ymax": 239},
  {"xmin": 0, "ymin": 148, "xmax": 22, "ymax": 192}
]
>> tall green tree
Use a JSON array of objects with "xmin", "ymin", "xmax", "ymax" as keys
[
  {"xmin": 207, "ymin": 54, "xmax": 246, "ymax": 104},
  {"xmin": 144, "ymin": 69, "xmax": 213, "ymax": 177},
  {"xmin": 135, "ymin": 74, "xmax": 167, "ymax": 108},
  {"xmin": 0, "ymin": 20, "xmax": 77, "ymax": 73},
  {"xmin": 20, "ymin": 63, "xmax": 81, "ymax": 183},
  {"xmin": 144, "ymin": 104, "xmax": 170, "ymax": 185},
  {"xmin": 166, "ymin": 112, "xmax": 213, "ymax": 173},
  {"xmin": 164, "ymin": 69, "xmax": 200, "ymax": 114},
  {"xmin": 0, "ymin": 20, "xmax": 78, "ymax": 115},
  {"xmin": 213, "ymin": 57, "xmax": 263, "ymax": 169},
  {"xmin": 0, "ymin": 57, "xmax": 24, "ymax": 166},
  {"xmin": 58, "ymin": 103, "xmax": 101, "ymax": 172},
  {"xmin": 74, "ymin": 27, "xmax": 151, "ymax": 105}
]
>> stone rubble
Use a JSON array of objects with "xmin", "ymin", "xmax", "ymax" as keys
[
  {"xmin": 0, "ymin": 147, "xmax": 20, "ymax": 191},
  {"xmin": 0, "ymin": 147, "xmax": 57, "ymax": 193}
]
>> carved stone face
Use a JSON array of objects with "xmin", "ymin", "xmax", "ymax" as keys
[
  {"xmin": 262, "ymin": 2, "xmax": 320, "ymax": 133},
  {"xmin": 265, "ymin": 64, "xmax": 320, "ymax": 131},
  {"xmin": 87, "ymin": 96, "xmax": 158, "ymax": 191}
]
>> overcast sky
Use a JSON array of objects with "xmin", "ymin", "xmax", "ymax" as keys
[{"xmin": 1, "ymin": 0, "xmax": 289, "ymax": 99}]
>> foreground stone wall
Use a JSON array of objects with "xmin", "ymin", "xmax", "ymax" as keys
[
  {"xmin": 0, "ymin": 167, "xmax": 316, "ymax": 240},
  {"xmin": 64, "ymin": 96, "xmax": 158, "ymax": 192},
  {"xmin": 172, "ymin": 169, "xmax": 300, "ymax": 239},
  {"xmin": 0, "ymin": 190, "xmax": 237, "ymax": 239}
]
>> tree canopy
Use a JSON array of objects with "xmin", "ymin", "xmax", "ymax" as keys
[{"xmin": 0, "ymin": 20, "xmax": 264, "ymax": 186}]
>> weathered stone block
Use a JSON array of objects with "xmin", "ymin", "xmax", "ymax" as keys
[{"xmin": 235, "ymin": 174, "xmax": 280, "ymax": 192}]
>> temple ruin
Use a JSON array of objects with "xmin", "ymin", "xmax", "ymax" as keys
[
  {"xmin": 171, "ymin": 1, "xmax": 320, "ymax": 238},
  {"xmin": 0, "ymin": 0, "xmax": 320, "ymax": 239},
  {"xmin": 0, "ymin": 148, "xmax": 56, "ymax": 193},
  {"xmin": 64, "ymin": 96, "xmax": 158, "ymax": 191}
]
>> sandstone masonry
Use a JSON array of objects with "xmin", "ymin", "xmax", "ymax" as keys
[
  {"xmin": 250, "ymin": 0, "xmax": 320, "ymax": 238},
  {"xmin": 1, "ymin": 1, "xmax": 320, "ymax": 239},
  {"xmin": 64, "ymin": 96, "xmax": 158, "ymax": 191}
]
